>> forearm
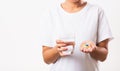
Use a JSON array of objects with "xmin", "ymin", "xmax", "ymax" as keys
[
  {"xmin": 90, "ymin": 47, "xmax": 108, "ymax": 61},
  {"xmin": 42, "ymin": 46, "xmax": 60, "ymax": 64}
]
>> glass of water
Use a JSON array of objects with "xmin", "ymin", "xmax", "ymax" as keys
[{"xmin": 57, "ymin": 33, "xmax": 75, "ymax": 55}]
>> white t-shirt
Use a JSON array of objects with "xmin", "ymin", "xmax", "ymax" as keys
[{"xmin": 41, "ymin": 3, "xmax": 113, "ymax": 71}]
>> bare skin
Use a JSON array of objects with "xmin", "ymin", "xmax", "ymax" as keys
[
  {"xmin": 42, "ymin": 39, "xmax": 109, "ymax": 64},
  {"xmin": 61, "ymin": 0, "xmax": 87, "ymax": 13},
  {"xmin": 42, "ymin": 0, "xmax": 109, "ymax": 64},
  {"xmin": 80, "ymin": 39, "xmax": 109, "ymax": 61},
  {"xmin": 42, "ymin": 40, "xmax": 74, "ymax": 64}
]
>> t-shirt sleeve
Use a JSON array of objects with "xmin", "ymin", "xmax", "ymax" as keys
[
  {"xmin": 40, "ymin": 12, "xmax": 54, "ymax": 47},
  {"xmin": 97, "ymin": 8, "xmax": 113, "ymax": 43}
]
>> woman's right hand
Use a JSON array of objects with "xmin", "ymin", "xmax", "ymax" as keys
[{"xmin": 55, "ymin": 40, "xmax": 69, "ymax": 56}]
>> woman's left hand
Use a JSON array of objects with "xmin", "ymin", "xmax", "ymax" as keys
[{"xmin": 80, "ymin": 41, "xmax": 97, "ymax": 53}]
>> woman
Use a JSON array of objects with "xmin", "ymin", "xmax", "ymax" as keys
[{"xmin": 41, "ymin": 0, "xmax": 113, "ymax": 71}]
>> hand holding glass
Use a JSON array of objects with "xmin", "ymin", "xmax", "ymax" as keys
[{"xmin": 57, "ymin": 33, "xmax": 75, "ymax": 55}]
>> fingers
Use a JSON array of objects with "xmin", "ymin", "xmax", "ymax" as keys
[
  {"xmin": 59, "ymin": 51, "xmax": 67, "ymax": 57},
  {"xmin": 56, "ymin": 43, "xmax": 67, "ymax": 48},
  {"xmin": 55, "ymin": 42, "xmax": 68, "ymax": 56},
  {"xmin": 57, "ymin": 47, "xmax": 68, "ymax": 52},
  {"xmin": 56, "ymin": 40, "xmax": 75, "ymax": 46},
  {"xmin": 64, "ymin": 41, "xmax": 75, "ymax": 45},
  {"xmin": 56, "ymin": 40, "xmax": 64, "ymax": 44},
  {"xmin": 57, "ymin": 47, "xmax": 68, "ymax": 56},
  {"xmin": 81, "ymin": 47, "xmax": 92, "ymax": 53}
]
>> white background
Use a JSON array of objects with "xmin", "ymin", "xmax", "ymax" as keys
[{"xmin": 0, "ymin": 0, "xmax": 120, "ymax": 71}]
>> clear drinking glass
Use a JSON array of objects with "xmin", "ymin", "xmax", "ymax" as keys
[{"xmin": 57, "ymin": 33, "xmax": 75, "ymax": 55}]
